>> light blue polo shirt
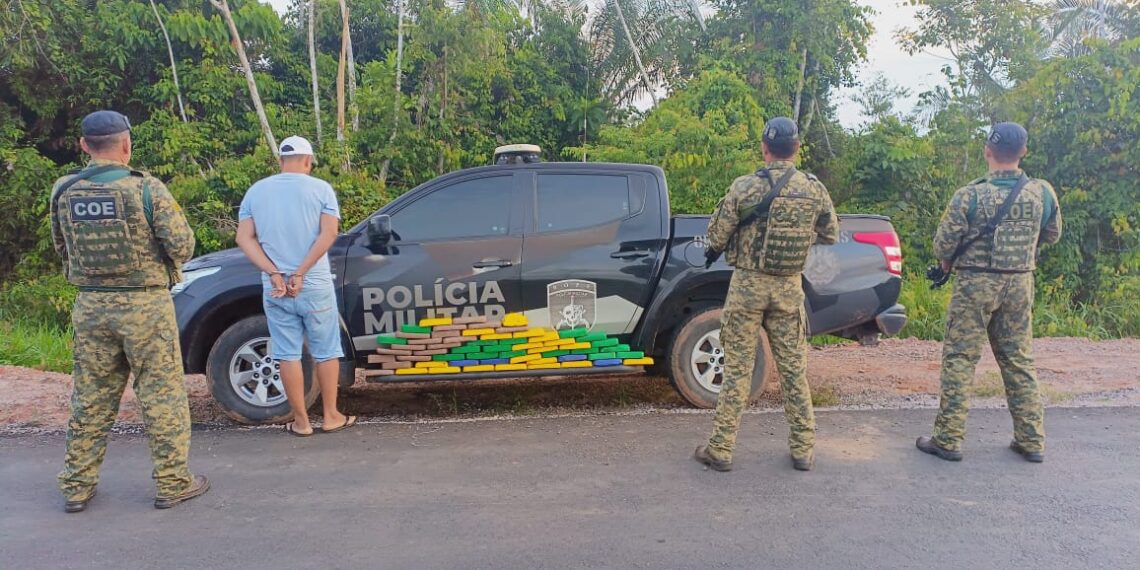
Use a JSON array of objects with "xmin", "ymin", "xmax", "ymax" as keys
[{"xmin": 238, "ymin": 173, "xmax": 340, "ymax": 289}]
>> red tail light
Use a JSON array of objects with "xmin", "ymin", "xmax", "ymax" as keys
[{"xmin": 853, "ymin": 231, "xmax": 903, "ymax": 276}]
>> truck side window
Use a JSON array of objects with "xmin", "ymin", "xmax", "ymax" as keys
[
  {"xmin": 536, "ymin": 174, "xmax": 631, "ymax": 233},
  {"xmin": 392, "ymin": 176, "xmax": 512, "ymax": 241}
]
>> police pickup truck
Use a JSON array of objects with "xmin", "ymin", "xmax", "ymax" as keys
[{"xmin": 174, "ymin": 147, "xmax": 907, "ymax": 424}]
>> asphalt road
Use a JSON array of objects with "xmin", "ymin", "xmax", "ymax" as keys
[{"xmin": 2, "ymin": 407, "xmax": 1138, "ymax": 569}]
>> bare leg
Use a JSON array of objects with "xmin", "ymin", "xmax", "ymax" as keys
[
  {"xmin": 316, "ymin": 359, "xmax": 347, "ymax": 428},
  {"xmin": 278, "ymin": 360, "xmax": 312, "ymax": 433}
]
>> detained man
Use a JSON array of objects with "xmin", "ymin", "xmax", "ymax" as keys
[{"xmin": 235, "ymin": 136, "xmax": 356, "ymax": 436}]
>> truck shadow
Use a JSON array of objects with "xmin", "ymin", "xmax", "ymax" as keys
[{"xmin": 333, "ymin": 373, "xmax": 688, "ymax": 419}]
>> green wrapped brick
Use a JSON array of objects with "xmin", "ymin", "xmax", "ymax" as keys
[
  {"xmin": 471, "ymin": 352, "xmax": 501, "ymax": 360},
  {"xmin": 612, "ymin": 344, "xmax": 631, "ymax": 352},
  {"xmin": 571, "ymin": 347, "xmax": 600, "ymax": 355},
  {"xmin": 579, "ymin": 332, "xmax": 608, "ymax": 342},
  {"xmin": 432, "ymin": 353, "xmax": 468, "ymax": 362},
  {"xmin": 500, "ymin": 338, "xmax": 528, "ymax": 346},
  {"xmin": 541, "ymin": 349, "xmax": 570, "ymax": 358},
  {"xmin": 591, "ymin": 338, "xmax": 619, "ymax": 348},
  {"xmin": 453, "ymin": 345, "xmax": 481, "ymax": 354},
  {"xmin": 558, "ymin": 328, "xmax": 589, "ymax": 339},
  {"xmin": 401, "ymin": 324, "xmax": 433, "ymax": 334},
  {"xmin": 588, "ymin": 352, "xmax": 618, "ymax": 361},
  {"xmin": 501, "ymin": 350, "xmax": 527, "ymax": 359},
  {"xmin": 376, "ymin": 335, "xmax": 408, "ymax": 345},
  {"xmin": 616, "ymin": 351, "xmax": 644, "ymax": 359}
]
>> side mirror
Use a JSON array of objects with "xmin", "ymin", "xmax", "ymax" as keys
[{"xmin": 368, "ymin": 214, "xmax": 393, "ymax": 246}]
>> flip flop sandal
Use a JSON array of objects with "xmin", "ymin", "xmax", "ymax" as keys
[
  {"xmin": 321, "ymin": 415, "xmax": 357, "ymax": 434},
  {"xmin": 285, "ymin": 422, "xmax": 314, "ymax": 437}
]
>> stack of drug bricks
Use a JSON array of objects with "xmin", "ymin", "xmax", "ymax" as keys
[{"xmin": 365, "ymin": 312, "xmax": 653, "ymax": 377}]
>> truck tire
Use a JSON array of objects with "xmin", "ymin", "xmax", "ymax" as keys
[
  {"xmin": 666, "ymin": 306, "xmax": 769, "ymax": 409},
  {"xmin": 205, "ymin": 315, "xmax": 320, "ymax": 425}
]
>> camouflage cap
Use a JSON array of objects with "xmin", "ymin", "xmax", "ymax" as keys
[
  {"xmin": 80, "ymin": 110, "xmax": 132, "ymax": 137},
  {"xmin": 762, "ymin": 117, "xmax": 799, "ymax": 143},
  {"xmin": 986, "ymin": 122, "xmax": 1028, "ymax": 153}
]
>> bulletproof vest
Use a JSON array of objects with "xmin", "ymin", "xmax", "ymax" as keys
[
  {"xmin": 54, "ymin": 169, "xmax": 172, "ymax": 288},
  {"xmin": 731, "ymin": 170, "xmax": 821, "ymax": 276},
  {"xmin": 957, "ymin": 178, "xmax": 1049, "ymax": 273}
]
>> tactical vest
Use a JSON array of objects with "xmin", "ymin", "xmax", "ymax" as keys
[
  {"xmin": 54, "ymin": 168, "xmax": 173, "ymax": 288},
  {"xmin": 956, "ymin": 177, "xmax": 1051, "ymax": 273},
  {"xmin": 727, "ymin": 169, "xmax": 822, "ymax": 276}
]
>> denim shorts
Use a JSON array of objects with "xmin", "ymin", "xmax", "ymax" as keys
[{"xmin": 263, "ymin": 285, "xmax": 344, "ymax": 362}]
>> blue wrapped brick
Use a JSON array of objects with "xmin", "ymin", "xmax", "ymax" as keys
[
  {"xmin": 480, "ymin": 358, "xmax": 510, "ymax": 365},
  {"xmin": 592, "ymin": 359, "xmax": 623, "ymax": 367},
  {"xmin": 453, "ymin": 360, "xmax": 480, "ymax": 367},
  {"xmin": 558, "ymin": 354, "xmax": 588, "ymax": 362}
]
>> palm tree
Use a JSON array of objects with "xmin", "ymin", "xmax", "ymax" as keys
[
  {"xmin": 1046, "ymin": 0, "xmax": 1139, "ymax": 57},
  {"xmin": 591, "ymin": 0, "xmax": 705, "ymax": 108},
  {"xmin": 209, "ymin": 0, "xmax": 278, "ymax": 157}
]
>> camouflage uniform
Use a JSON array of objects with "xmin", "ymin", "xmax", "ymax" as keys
[
  {"xmin": 51, "ymin": 158, "xmax": 197, "ymax": 500},
  {"xmin": 931, "ymin": 169, "xmax": 1062, "ymax": 453},
  {"xmin": 705, "ymin": 159, "xmax": 840, "ymax": 462}
]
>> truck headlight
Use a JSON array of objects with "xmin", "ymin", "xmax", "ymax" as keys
[{"xmin": 172, "ymin": 266, "xmax": 221, "ymax": 296}]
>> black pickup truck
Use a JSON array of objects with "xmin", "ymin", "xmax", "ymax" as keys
[{"xmin": 173, "ymin": 160, "xmax": 906, "ymax": 424}]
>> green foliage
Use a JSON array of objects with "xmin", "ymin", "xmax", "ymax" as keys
[
  {"xmin": 0, "ymin": 274, "xmax": 77, "ymax": 331},
  {"xmin": 570, "ymin": 69, "xmax": 766, "ymax": 213},
  {"xmin": 0, "ymin": 319, "xmax": 73, "ymax": 373}
]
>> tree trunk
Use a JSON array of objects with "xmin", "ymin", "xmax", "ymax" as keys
[
  {"xmin": 792, "ymin": 47, "xmax": 807, "ymax": 123},
  {"xmin": 209, "ymin": 0, "xmax": 277, "ymax": 158},
  {"xmin": 813, "ymin": 99, "xmax": 834, "ymax": 157},
  {"xmin": 335, "ymin": 0, "xmax": 349, "ymax": 142},
  {"xmin": 612, "ymin": 0, "xmax": 658, "ymax": 107},
  {"xmin": 347, "ymin": 21, "xmax": 358, "ymax": 132},
  {"xmin": 379, "ymin": 0, "xmax": 406, "ymax": 185},
  {"xmin": 149, "ymin": 0, "xmax": 187, "ymax": 122},
  {"xmin": 308, "ymin": 0, "xmax": 322, "ymax": 143}
]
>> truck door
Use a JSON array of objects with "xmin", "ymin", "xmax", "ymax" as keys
[
  {"xmin": 341, "ymin": 173, "xmax": 526, "ymax": 352},
  {"xmin": 519, "ymin": 170, "xmax": 667, "ymax": 335}
]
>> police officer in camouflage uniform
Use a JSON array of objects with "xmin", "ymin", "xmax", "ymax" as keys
[
  {"xmin": 694, "ymin": 117, "xmax": 839, "ymax": 472},
  {"xmin": 917, "ymin": 122, "xmax": 1062, "ymax": 464},
  {"xmin": 51, "ymin": 111, "xmax": 210, "ymax": 512}
]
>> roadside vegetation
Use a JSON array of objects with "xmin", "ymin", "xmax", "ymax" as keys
[{"xmin": 2, "ymin": 1, "xmax": 1137, "ymax": 373}]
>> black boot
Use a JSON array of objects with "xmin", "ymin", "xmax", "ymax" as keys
[
  {"xmin": 792, "ymin": 452, "xmax": 815, "ymax": 471},
  {"xmin": 1009, "ymin": 440, "xmax": 1044, "ymax": 463},
  {"xmin": 693, "ymin": 445, "xmax": 733, "ymax": 472},
  {"xmin": 63, "ymin": 489, "xmax": 96, "ymax": 514},
  {"xmin": 916, "ymin": 436, "xmax": 963, "ymax": 462},
  {"xmin": 155, "ymin": 474, "xmax": 210, "ymax": 509}
]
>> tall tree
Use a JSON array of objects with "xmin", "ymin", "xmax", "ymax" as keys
[
  {"xmin": 336, "ymin": 0, "xmax": 351, "ymax": 142},
  {"xmin": 1045, "ymin": 0, "xmax": 1140, "ymax": 56},
  {"xmin": 148, "ymin": 0, "xmax": 187, "ymax": 123},
  {"xmin": 209, "ymin": 0, "xmax": 278, "ymax": 157},
  {"xmin": 308, "ymin": 0, "xmax": 323, "ymax": 143}
]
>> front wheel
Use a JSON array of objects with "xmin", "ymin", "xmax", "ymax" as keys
[
  {"xmin": 666, "ymin": 306, "xmax": 769, "ymax": 409},
  {"xmin": 205, "ymin": 315, "xmax": 320, "ymax": 425}
]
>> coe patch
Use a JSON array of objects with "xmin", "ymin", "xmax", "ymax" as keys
[{"xmin": 69, "ymin": 196, "xmax": 121, "ymax": 221}]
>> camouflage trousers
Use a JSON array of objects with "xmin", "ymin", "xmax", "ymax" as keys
[
  {"xmin": 932, "ymin": 271, "xmax": 1044, "ymax": 453},
  {"xmin": 708, "ymin": 268, "xmax": 814, "ymax": 461},
  {"xmin": 58, "ymin": 290, "xmax": 194, "ymax": 500}
]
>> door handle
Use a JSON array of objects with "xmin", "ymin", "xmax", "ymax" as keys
[
  {"xmin": 610, "ymin": 250, "xmax": 651, "ymax": 260},
  {"xmin": 473, "ymin": 258, "xmax": 513, "ymax": 269}
]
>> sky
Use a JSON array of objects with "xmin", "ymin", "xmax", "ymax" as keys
[{"xmin": 265, "ymin": 0, "xmax": 948, "ymax": 130}]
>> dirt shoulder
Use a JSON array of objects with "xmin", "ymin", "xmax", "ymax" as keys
[{"xmin": 3, "ymin": 337, "xmax": 1138, "ymax": 431}]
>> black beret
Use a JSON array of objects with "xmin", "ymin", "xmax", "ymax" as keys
[
  {"xmin": 81, "ymin": 111, "xmax": 132, "ymax": 137},
  {"xmin": 763, "ymin": 117, "xmax": 799, "ymax": 143},
  {"xmin": 986, "ymin": 122, "xmax": 1027, "ymax": 153}
]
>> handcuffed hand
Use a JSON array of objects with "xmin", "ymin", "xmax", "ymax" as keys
[
  {"xmin": 269, "ymin": 273, "xmax": 288, "ymax": 298},
  {"xmin": 287, "ymin": 273, "xmax": 305, "ymax": 297}
]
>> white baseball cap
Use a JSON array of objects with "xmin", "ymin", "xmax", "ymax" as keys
[{"xmin": 279, "ymin": 136, "xmax": 314, "ymax": 157}]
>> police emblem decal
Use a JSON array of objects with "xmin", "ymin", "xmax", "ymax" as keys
[{"xmin": 547, "ymin": 279, "xmax": 597, "ymax": 331}]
